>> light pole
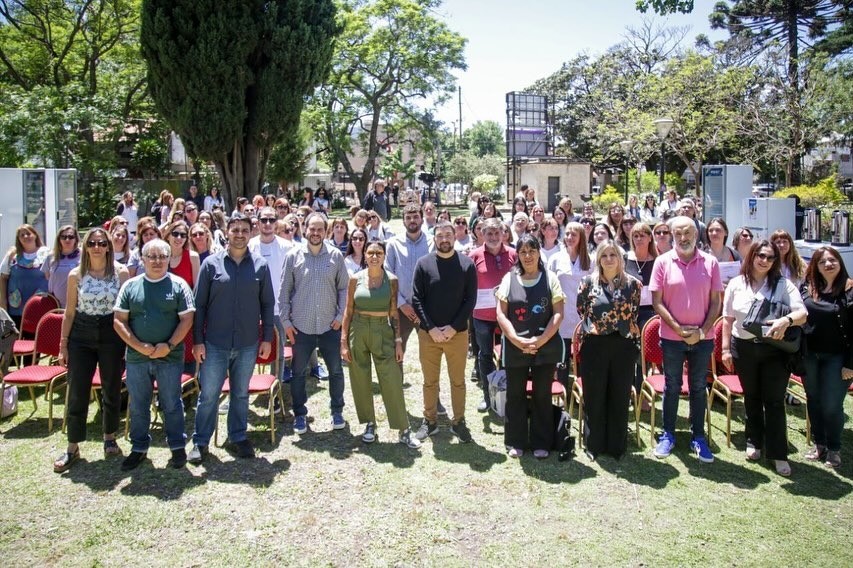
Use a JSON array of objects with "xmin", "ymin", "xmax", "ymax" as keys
[
  {"xmin": 619, "ymin": 140, "xmax": 634, "ymax": 206},
  {"xmin": 654, "ymin": 117, "xmax": 674, "ymax": 200}
]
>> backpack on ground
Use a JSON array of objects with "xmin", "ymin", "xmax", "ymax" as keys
[{"xmin": 552, "ymin": 404, "xmax": 575, "ymax": 461}]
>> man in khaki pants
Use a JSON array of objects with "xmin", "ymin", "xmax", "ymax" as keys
[{"xmin": 411, "ymin": 222, "xmax": 477, "ymax": 442}]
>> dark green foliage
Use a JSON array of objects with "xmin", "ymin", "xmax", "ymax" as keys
[{"xmin": 141, "ymin": 0, "xmax": 339, "ymax": 204}]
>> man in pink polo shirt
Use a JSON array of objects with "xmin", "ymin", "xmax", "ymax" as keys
[
  {"xmin": 649, "ymin": 216, "xmax": 722, "ymax": 463},
  {"xmin": 469, "ymin": 218, "xmax": 518, "ymax": 413}
]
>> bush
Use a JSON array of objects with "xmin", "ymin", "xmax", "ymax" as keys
[
  {"xmin": 589, "ymin": 186, "xmax": 624, "ymax": 215},
  {"xmin": 472, "ymin": 173, "xmax": 499, "ymax": 193},
  {"xmin": 774, "ymin": 175, "xmax": 847, "ymax": 208}
]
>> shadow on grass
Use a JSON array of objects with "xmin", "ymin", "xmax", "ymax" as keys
[
  {"xmin": 0, "ymin": 415, "xmax": 56, "ymax": 438},
  {"xmin": 597, "ymin": 453, "xmax": 680, "ymax": 489},
  {"xmin": 196, "ymin": 455, "xmax": 291, "ymax": 488},
  {"xmin": 779, "ymin": 461, "xmax": 852, "ymax": 500},
  {"xmin": 431, "ymin": 434, "xmax": 507, "ymax": 472},
  {"xmin": 673, "ymin": 452, "xmax": 771, "ymax": 489},
  {"xmin": 518, "ymin": 453, "xmax": 597, "ymax": 483}
]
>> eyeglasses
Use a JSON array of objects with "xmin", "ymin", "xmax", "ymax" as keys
[
  {"xmin": 756, "ymin": 253, "xmax": 776, "ymax": 261},
  {"xmin": 86, "ymin": 240, "xmax": 109, "ymax": 248},
  {"xmin": 145, "ymin": 254, "xmax": 168, "ymax": 262},
  {"xmin": 276, "ymin": 205, "xmax": 289, "ymax": 210},
  {"xmin": 258, "ymin": 218, "xmax": 276, "ymax": 224},
  {"xmin": 191, "ymin": 232, "xmax": 206, "ymax": 238},
  {"xmin": 59, "ymin": 234, "xmax": 77, "ymax": 241},
  {"xmin": 654, "ymin": 230, "xmax": 671, "ymax": 236},
  {"xmin": 170, "ymin": 231, "xmax": 188, "ymax": 239}
]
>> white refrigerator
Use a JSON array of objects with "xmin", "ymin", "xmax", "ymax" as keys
[{"xmin": 742, "ymin": 198, "xmax": 795, "ymax": 241}]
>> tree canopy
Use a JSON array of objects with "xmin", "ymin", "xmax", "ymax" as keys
[
  {"xmin": 140, "ymin": 0, "xmax": 339, "ymax": 207},
  {"xmin": 311, "ymin": 0, "xmax": 466, "ymax": 200}
]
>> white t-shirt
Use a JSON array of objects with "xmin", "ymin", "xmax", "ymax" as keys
[
  {"xmin": 248, "ymin": 235, "xmax": 291, "ymax": 315},
  {"xmin": 723, "ymin": 275, "xmax": 805, "ymax": 340},
  {"xmin": 548, "ymin": 251, "xmax": 592, "ymax": 339}
]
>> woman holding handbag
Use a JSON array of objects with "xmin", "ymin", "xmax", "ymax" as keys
[
  {"xmin": 799, "ymin": 247, "xmax": 853, "ymax": 468},
  {"xmin": 721, "ymin": 240, "xmax": 807, "ymax": 476}
]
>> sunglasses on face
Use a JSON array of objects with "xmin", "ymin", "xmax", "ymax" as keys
[
  {"xmin": 581, "ymin": 220, "xmax": 594, "ymax": 226},
  {"xmin": 756, "ymin": 253, "xmax": 776, "ymax": 261},
  {"xmin": 191, "ymin": 232, "xmax": 206, "ymax": 238},
  {"xmin": 455, "ymin": 220, "xmax": 467, "ymax": 226},
  {"xmin": 259, "ymin": 217, "xmax": 276, "ymax": 224},
  {"xmin": 170, "ymin": 231, "xmax": 188, "ymax": 239},
  {"xmin": 87, "ymin": 240, "xmax": 109, "ymax": 248},
  {"xmin": 59, "ymin": 234, "xmax": 77, "ymax": 241},
  {"xmin": 654, "ymin": 230, "xmax": 670, "ymax": 236},
  {"xmin": 350, "ymin": 236, "xmax": 365, "ymax": 242}
]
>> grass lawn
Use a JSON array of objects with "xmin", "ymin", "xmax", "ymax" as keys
[{"xmin": 2, "ymin": 212, "xmax": 852, "ymax": 566}]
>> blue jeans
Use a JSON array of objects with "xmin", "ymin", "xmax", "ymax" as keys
[
  {"xmin": 126, "ymin": 360, "xmax": 186, "ymax": 453},
  {"xmin": 193, "ymin": 343, "xmax": 258, "ymax": 446},
  {"xmin": 802, "ymin": 352, "xmax": 852, "ymax": 452},
  {"xmin": 290, "ymin": 328, "xmax": 345, "ymax": 417},
  {"xmin": 661, "ymin": 338, "xmax": 714, "ymax": 438},
  {"xmin": 473, "ymin": 318, "xmax": 498, "ymax": 404}
]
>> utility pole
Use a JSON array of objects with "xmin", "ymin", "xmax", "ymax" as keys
[{"xmin": 458, "ymin": 86, "xmax": 462, "ymax": 144}]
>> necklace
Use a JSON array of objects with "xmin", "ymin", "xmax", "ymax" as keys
[
  {"xmin": 367, "ymin": 272, "xmax": 384, "ymax": 288},
  {"xmin": 634, "ymin": 257, "xmax": 650, "ymax": 272}
]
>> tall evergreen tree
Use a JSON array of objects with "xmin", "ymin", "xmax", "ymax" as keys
[{"xmin": 141, "ymin": 0, "xmax": 339, "ymax": 206}]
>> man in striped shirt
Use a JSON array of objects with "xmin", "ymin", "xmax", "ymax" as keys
[{"xmin": 280, "ymin": 213, "xmax": 350, "ymax": 435}]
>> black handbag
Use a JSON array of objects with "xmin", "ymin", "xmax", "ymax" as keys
[{"xmin": 741, "ymin": 278, "xmax": 802, "ymax": 354}]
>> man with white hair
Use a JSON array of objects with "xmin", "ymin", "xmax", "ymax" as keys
[
  {"xmin": 114, "ymin": 239, "xmax": 195, "ymax": 470},
  {"xmin": 510, "ymin": 212, "xmax": 530, "ymax": 244},
  {"xmin": 677, "ymin": 198, "xmax": 708, "ymax": 248},
  {"xmin": 650, "ymin": 216, "xmax": 722, "ymax": 464}
]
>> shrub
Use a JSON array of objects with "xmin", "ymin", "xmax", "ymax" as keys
[
  {"xmin": 774, "ymin": 175, "xmax": 846, "ymax": 208},
  {"xmin": 589, "ymin": 186, "xmax": 624, "ymax": 214}
]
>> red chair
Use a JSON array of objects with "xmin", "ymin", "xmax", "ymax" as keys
[
  {"xmin": 638, "ymin": 315, "xmax": 712, "ymax": 446},
  {"xmin": 215, "ymin": 327, "xmax": 283, "ymax": 445},
  {"xmin": 12, "ymin": 293, "xmax": 60, "ymax": 368},
  {"xmin": 708, "ymin": 317, "xmax": 744, "ymax": 447},
  {"xmin": 123, "ymin": 329, "xmax": 199, "ymax": 439},
  {"xmin": 1, "ymin": 310, "xmax": 67, "ymax": 431}
]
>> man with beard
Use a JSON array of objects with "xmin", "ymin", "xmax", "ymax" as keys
[
  {"xmin": 650, "ymin": 216, "xmax": 722, "ymax": 464},
  {"xmin": 280, "ymin": 213, "xmax": 349, "ymax": 435},
  {"xmin": 411, "ymin": 222, "xmax": 477, "ymax": 442}
]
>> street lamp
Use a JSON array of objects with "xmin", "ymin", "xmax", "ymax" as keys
[
  {"xmin": 619, "ymin": 140, "xmax": 634, "ymax": 206},
  {"xmin": 653, "ymin": 117, "xmax": 674, "ymax": 200}
]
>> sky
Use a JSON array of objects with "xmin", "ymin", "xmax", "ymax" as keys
[{"xmin": 430, "ymin": 0, "xmax": 726, "ymax": 132}]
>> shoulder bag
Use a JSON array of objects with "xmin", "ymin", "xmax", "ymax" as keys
[{"xmin": 741, "ymin": 278, "xmax": 802, "ymax": 354}]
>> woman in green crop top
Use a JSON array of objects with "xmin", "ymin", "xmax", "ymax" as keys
[{"xmin": 340, "ymin": 240, "xmax": 421, "ymax": 449}]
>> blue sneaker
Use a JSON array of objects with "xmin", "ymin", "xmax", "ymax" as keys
[
  {"xmin": 331, "ymin": 413, "xmax": 346, "ymax": 430},
  {"xmin": 281, "ymin": 365, "xmax": 292, "ymax": 383},
  {"xmin": 653, "ymin": 432, "xmax": 675, "ymax": 459},
  {"xmin": 294, "ymin": 415, "xmax": 308, "ymax": 435},
  {"xmin": 690, "ymin": 437, "xmax": 714, "ymax": 463},
  {"xmin": 311, "ymin": 363, "xmax": 329, "ymax": 380}
]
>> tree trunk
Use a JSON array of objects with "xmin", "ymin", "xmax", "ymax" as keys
[{"xmin": 215, "ymin": 138, "xmax": 268, "ymax": 212}]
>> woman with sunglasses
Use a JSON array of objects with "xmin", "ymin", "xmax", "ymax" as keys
[
  {"xmin": 274, "ymin": 198, "xmax": 292, "ymax": 219},
  {"xmin": 453, "ymin": 216, "xmax": 473, "ymax": 254},
  {"xmin": 340, "ymin": 239, "xmax": 421, "ymax": 448},
  {"xmin": 0, "ymin": 224, "xmax": 50, "ymax": 326},
  {"xmin": 344, "ymin": 228, "xmax": 368, "ymax": 275},
  {"xmin": 652, "ymin": 221, "xmax": 672, "ymax": 255},
  {"xmin": 164, "ymin": 220, "xmax": 199, "ymax": 288},
  {"xmin": 617, "ymin": 215, "xmax": 637, "ymax": 250},
  {"xmin": 283, "ymin": 213, "xmax": 304, "ymax": 242},
  {"xmin": 313, "ymin": 188, "xmax": 331, "ymax": 217},
  {"xmin": 732, "ymin": 227, "xmax": 754, "ymax": 260},
  {"xmin": 189, "ymin": 222, "xmax": 214, "ymax": 264},
  {"xmin": 579, "ymin": 216, "xmax": 595, "ymax": 245},
  {"xmin": 43, "ymin": 225, "xmax": 81, "ymax": 308},
  {"xmin": 367, "ymin": 211, "xmax": 394, "ymax": 242},
  {"xmin": 53, "ymin": 228, "xmax": 130, "ymax": 473},
  {"xmin": 640, "ymin": 194, "xmax": 659, "ymax": 224},
  {"xmin": 127, "ymin": 217, "xmax": 161, "ymax": 277},
  {"xmin": 721, "ymin": 240, "xmax": 807, "ymax": 477}
]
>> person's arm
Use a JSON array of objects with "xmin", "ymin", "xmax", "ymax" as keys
[
  {"xmin": 339, "ymin": 276, "xmax": 358, "ymax": 363},
  {"xmin": 332, "ymin": 255, "xmax": 348, "ymax": 329},
  {"xmin": 192, "ymin": 265, "xmax": 211, "ymax": 362},
  {"xmin": 411, "ymin": 262, "xmax": 436, "ymax": 334},
  {"xmin": 257, "ymin": 264, "xmax": 274, "ymax": 358},
  {"xmin": 0, "ymin": 253, "xmax": 9, "ymax": 310},
  {"xmin": 58, "ymin": 269, "xmax": 80, "ymax": 366},
  {"xmin": 721, "ymin": 316, "xmax": 735, "ymax": 372},
  {"xmin": 389, "ymin": 276, "xmax": 403, "ymax": 362},
  {"xmin": 279, "ymin": 252, "xmax": 296, "ymax": 343},
  {"xmin": 113, "ymin": 310, "xmax": 157, "ymax": 358},
  {"xmin": 450, "ymin": 262, "xmax": 478, "ymax": 332},
  {"xmin": 189, "ymin": 250, "xmax": 200, "ymax": 289}
]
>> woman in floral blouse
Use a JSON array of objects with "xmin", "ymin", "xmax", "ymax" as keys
[{"xmin": 576, "ymin": 240, "xmax": 641, "ymax": 460}]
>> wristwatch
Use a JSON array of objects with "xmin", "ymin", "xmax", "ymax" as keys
[
  {"xmin": 785, "ymin": 316, "xmax": 793, "ymax": 326},
  {"xmin": 167, "ymin": 341, "xmax": 176, "ymax": 350}
]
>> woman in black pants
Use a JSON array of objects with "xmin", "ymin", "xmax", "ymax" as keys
[
  {"xmin": 54, "ymin": 228, "xmax": 129, "ymax": 473},
  {"xmin": 496, "ymin": 235, "xmax": 564, "ymax": 459},
  {"xmin": 576, "ymin": 240, "xmax": 641, "ymax": 460},
  {"xmin": 721, "ymin": 240, "xmax": 806, "ymax": 477}
]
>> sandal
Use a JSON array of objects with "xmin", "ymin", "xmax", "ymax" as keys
[
  {"xmin": 774, "ymin": 460, "xmax": 792, "ymax": 477},
  {"xmin": 54, "ymin": 447, "xmax": 80, "ymax": 473},
  {"xmin": 103, "ymin": 438, "xmax": 122, "ymax": 457}
]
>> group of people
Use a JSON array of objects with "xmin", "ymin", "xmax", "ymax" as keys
[{"xmin": 0, "ymin": 183, "xmax": 849, "ymax": 476}]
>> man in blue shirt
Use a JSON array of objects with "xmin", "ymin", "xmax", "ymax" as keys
[{"xmin": 188, "ymin": 214, "xmax": 275, "ymax": 463}]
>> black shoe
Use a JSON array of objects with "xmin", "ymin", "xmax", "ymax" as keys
[
  {"xmin": 450, "ymin": 418, "xmax": 473, "ymax": 443},
  {"xmin": 232, "ymin": 439, "xmax": 255, "ymax": 459},
  {"xmin": 121, "ymin": 451, "xmax": 148, "ymax": 471},
  {"xmin": 187, "ymin": 444, "xmax": 208, "ymax": 465},
  {"xmin": 168, "ymin": 448, "xmax": 187, "ymax": 469}
]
